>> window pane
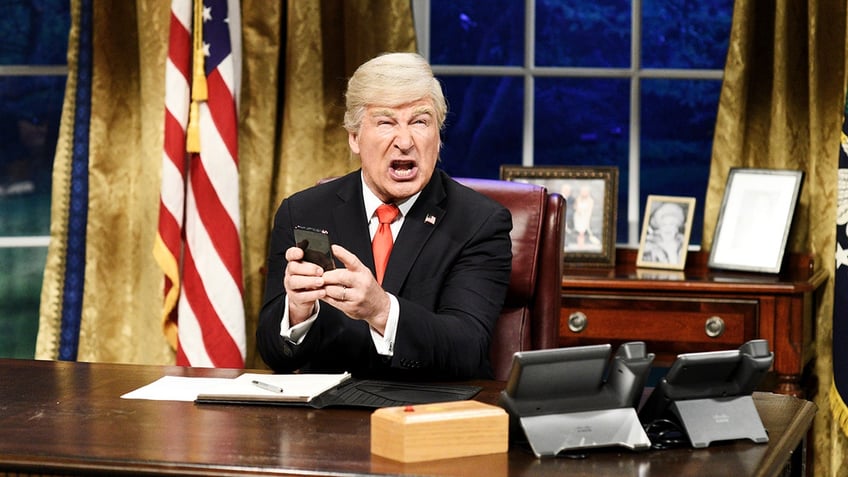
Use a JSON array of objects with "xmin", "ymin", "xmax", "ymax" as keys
[
  {"xmin": 640, "ymin": 79, "xmax": 723, "ymax": 244},
  {"xmin": 0, "ymin": 75, "xmax": 64, "ymax": 236},
  {"xmin": 642, "ymin": 0, "xmax": 733, "ymax": 69},
  {"xmin": 0, "ymin": 0, "xmax": 71, "ymax": 65},
  {"xmin": 0, "ymin": 247, "xmax": 45, "ymax": 358},
  {"xmin": 536, "ymin": 0, "xmax": 631, "ymax": 68},
  {"xmin": 437, "ymin": 75, "xmax": 524, "ymax": 179},
  {"xmin": 534, "ymin": 77, "xmax": 630, "ymax": 242},
  {"xmin": 430, "ymin": 0, "xmax": 524, "ymax": 66}
]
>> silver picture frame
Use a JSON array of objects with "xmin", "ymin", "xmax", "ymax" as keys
[{"xmin": 708, "ymin": 168, "xmax": 804, "ymax": 274}]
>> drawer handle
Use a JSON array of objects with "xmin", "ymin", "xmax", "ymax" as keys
[
  {"xmin": 705, "ymin": 316, "xmax": 725, "ymax": 338},
  {"xmin": 568, "ymin": 312, "xmax": 588, "ymax": 333}
]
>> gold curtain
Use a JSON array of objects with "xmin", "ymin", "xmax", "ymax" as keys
[
  {"xmin": 702, "ymin": 1, "xmax": 848, "ymax": 474},
  {"xmin": 36, "ymin": 0, "xmax": 415, "ymax": 368}
]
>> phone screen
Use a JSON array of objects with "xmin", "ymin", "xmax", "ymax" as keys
[{"xmin": 293, "ymin": 226, "xmax": 336, "ymax": 270}]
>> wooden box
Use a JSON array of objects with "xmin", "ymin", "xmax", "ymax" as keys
[{"xmin": 370, "ymin": 400, "xmax": 508, "ymax": 463}]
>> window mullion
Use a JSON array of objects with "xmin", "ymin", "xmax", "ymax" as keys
[
  {"xmin": 412, "ymin": 0, "xmax": 430, "ymax": 60},
  {"xmin": 523, "ymin": 0, "xmax": 535, "ymax": 166},
  {"xmin": 628, "ymin": 0, "xmax": 643, "ymax": 245}
]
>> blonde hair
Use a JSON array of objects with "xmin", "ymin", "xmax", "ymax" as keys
[{"xmin": 343, "ymin": 52, "xmax": 447, "ymax": 134}]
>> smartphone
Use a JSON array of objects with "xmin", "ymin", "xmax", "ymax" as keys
[{"xmin": 293, "ymin": 226, "xmax": 336, "ymax": 270}]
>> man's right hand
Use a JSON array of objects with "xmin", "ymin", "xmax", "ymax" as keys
[{"xmin": 283, "ymin": 246, "xmax": 327, "ymax": 325}]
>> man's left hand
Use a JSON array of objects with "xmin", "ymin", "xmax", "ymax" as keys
[{"xmin": 321, "ymin": 244, "xmax": 391, "ymax": 335}]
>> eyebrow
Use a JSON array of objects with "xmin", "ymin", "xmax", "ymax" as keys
[
  {"xmin": 370, "ymin": 108, "xmax": 396, "ymax": 118},
  {"xmin": 411, "ymin": 106, "xmax": 433, "ymax": 116},
  {"xmin": 369, "ymin": 106, "xmax": 434, "ymax": 118}
]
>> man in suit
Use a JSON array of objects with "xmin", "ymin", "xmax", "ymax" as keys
[{"xmin": 256, "ymin": 53, "xmax": 512, "ymax": 380}]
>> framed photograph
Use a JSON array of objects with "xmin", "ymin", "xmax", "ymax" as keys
[
  {"xmin": 636, "ymin": 195, "xmax": 696, "ymax": 270},
  {"xmin": 500, "ymin": 165, "xmax": 618, "ymax": 267},
  {"xmin": 708, "ymin": 168, "xmax": 804, "ymax": 274}
]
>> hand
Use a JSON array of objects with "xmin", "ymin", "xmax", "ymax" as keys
[
  {"xmin": 283, "ymin": 246, "xmax": 327, "ymax": 325},
  {"xmin": 321, "ymin": 244, "xmax": 391, "ymax": 335}
]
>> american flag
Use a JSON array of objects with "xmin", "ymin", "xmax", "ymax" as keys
[{"xmin": 154, "ymin": 0, "xmax": 245, "ymax": 368}]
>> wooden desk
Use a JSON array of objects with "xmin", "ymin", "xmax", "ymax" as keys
[
  {"xmin": 560, "ymin": 249, "xmax": 827, "ymax": 397},
  {"xmin": 0, "ymin": 359, "xmax": 815, "ymax": 476}
]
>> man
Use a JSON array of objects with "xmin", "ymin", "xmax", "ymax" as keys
[{"xmin": 256, "ymin": 52, "xmax": 512, "ymax": 380}]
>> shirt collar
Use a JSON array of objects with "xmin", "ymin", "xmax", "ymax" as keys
[{"xmin": 361, "ymin": 171, "xmax": 420, "ymax": 221}]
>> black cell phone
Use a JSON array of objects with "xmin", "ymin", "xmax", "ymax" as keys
[{"xmin": 293, "ymin": 226, "xmax": 336, "ymax": 270}]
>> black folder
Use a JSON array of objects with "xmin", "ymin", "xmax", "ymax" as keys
[{"xmin": 196, "ymin": 378, "xmax": 482, "ymax": 409}]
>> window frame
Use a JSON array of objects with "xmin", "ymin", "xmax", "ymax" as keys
[
  {"xmin": 413, "ymin": 0, "xmax": 724, "ymax": 245},
  {"xmin": 0, "ymin": 63, "xmax": 67, "ymax": 249}
]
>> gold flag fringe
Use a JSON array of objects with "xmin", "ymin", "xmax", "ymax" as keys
[
  {"xmin": 186, "ymin": 0, "xmax": 206, "ymax": 153},
  {"xmin": 830, "ymin": 382, "xmax": 848, "ymax": 437}
]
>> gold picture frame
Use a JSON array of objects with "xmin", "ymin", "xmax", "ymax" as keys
[
  {"xmin": 636, "ymin": 195, "xmax": 696, "ymax": 270},
  {"xmin": 500, "ymin": 165, "xmax": 618, "ymax": 268}
]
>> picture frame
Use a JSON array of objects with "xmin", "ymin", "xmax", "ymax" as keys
[
  {"xmin": 708, "ymin": 168, "xmax": 804, "ymax": 274},
  {"xmin": 500, "ymin": 165, "xmax": 618, "ymax": 268},
  {"xmin": 636, "ymin": 195, "xmax": 696, "ymax": 271}
]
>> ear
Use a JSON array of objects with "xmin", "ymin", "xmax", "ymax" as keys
[{"xmin": 348, "ymin": 131, "xmax": 360, "ymax": 155}]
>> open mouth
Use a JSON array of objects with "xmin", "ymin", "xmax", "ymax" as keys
[{"xmin": 390, "ymin": 160, "xmax": 417, "ymax": 179}]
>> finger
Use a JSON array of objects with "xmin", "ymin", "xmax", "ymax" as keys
[
  {"xmin": 285, "ymin": 246, "xmax": 325, "ymax": 277},
  {"xmin": 316, "ymin": 282, "xmax": 346, "ymax": 300},
  {"xmin": 285, "ymin": 272, "xmax": 324, "ymax": 292},
  {"xmin": 322, "ymin": 291, "xmax": 358, "ymax": 319},
  {"xmin": 284, "ymin": 254, "xmax": 326, "ymax": 297},
  {"xmin": 285, "ymin": 245, "xmax": 305, "ymax": 262},
  {"xmin": 287, "ymin": 259, "xmax": 324, "ymax": 278},
  {"xmin": 289, "ymin": 288, "xmax": 326, "ymax": 306}
]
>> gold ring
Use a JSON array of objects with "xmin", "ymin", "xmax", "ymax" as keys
[{"xmin": 341, "ymin": 286, "xmax": 346, "ymax": 301}]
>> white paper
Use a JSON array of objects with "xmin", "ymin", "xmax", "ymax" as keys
[
  {"xmin": 120, "ymin": 372, "xmax": 351, "ymax": 402},
  {"xmin": 121, "ymin": 376, "xmax": 236, "ymax": 401},
  {"xmin": 231, "ymin": 372, "xmax": 351, "ymax": 400}
]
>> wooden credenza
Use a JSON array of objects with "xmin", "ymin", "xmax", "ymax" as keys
[{"xmin": 560, "ymin": 248, "xmax": 827, "ymax": 397}]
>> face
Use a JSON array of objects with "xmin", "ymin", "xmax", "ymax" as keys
[
  {"xmin": 657, "ymin": 218, "xmax": 680, "ymax": 241},
  {"xmin": 348, "ymin": 99, "xmax": 441, "ymax": 203},
  {"xmin": 655, "ymin": 206, "xmax": 683, "ymax": 240}
]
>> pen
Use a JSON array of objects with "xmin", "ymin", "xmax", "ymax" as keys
[{"xmin": 252, "ymin": 379, "xmax": 284, "ymax": 393}]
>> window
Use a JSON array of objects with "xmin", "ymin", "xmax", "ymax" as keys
[
  {"xmin": 0, "ymin": 0, "xmax": 70, "ymax": 358},
  {"xmin": 415, "ymin": 0, "xmax": 732, "ymax": 246}
]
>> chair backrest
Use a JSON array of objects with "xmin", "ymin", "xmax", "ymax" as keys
[{"xmin": 456, "ymin": 178, "xmax": 565, "ymax": 381}]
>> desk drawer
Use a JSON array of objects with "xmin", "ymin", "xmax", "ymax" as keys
[{"xmin": 560, "ymin": 294, "xmax": 758, "ymax": 355}]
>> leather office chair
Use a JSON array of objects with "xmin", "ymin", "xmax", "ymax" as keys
[
  {"xmin": 456, "ymin": 178, "xmax": 565, "ymax": 381},
  {"xmin": 317, "ymin": 175, "xmax": 565, "ymax": 380}
]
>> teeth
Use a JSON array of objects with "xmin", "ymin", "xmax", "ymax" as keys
[{"xmin": 394, "ymin": 168, "xmax": 414, "ymax": 177}]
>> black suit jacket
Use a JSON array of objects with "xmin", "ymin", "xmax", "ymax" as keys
[{"xmin": 256, "ymin": 169, "xmax": 513, "ymax": 380}]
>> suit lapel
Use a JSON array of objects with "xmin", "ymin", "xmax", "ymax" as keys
[
  {"xmin": 381, "ymin": 173, "xmax": 448, "ymax": 294},
  {"xmin": 331, "ymin": 174, "xmax": 374, "ymax": 270}
]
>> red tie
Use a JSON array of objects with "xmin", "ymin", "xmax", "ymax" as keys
[{"xmin": 373, "ymin": 204, "xmax": 399, "ymax": 284}]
